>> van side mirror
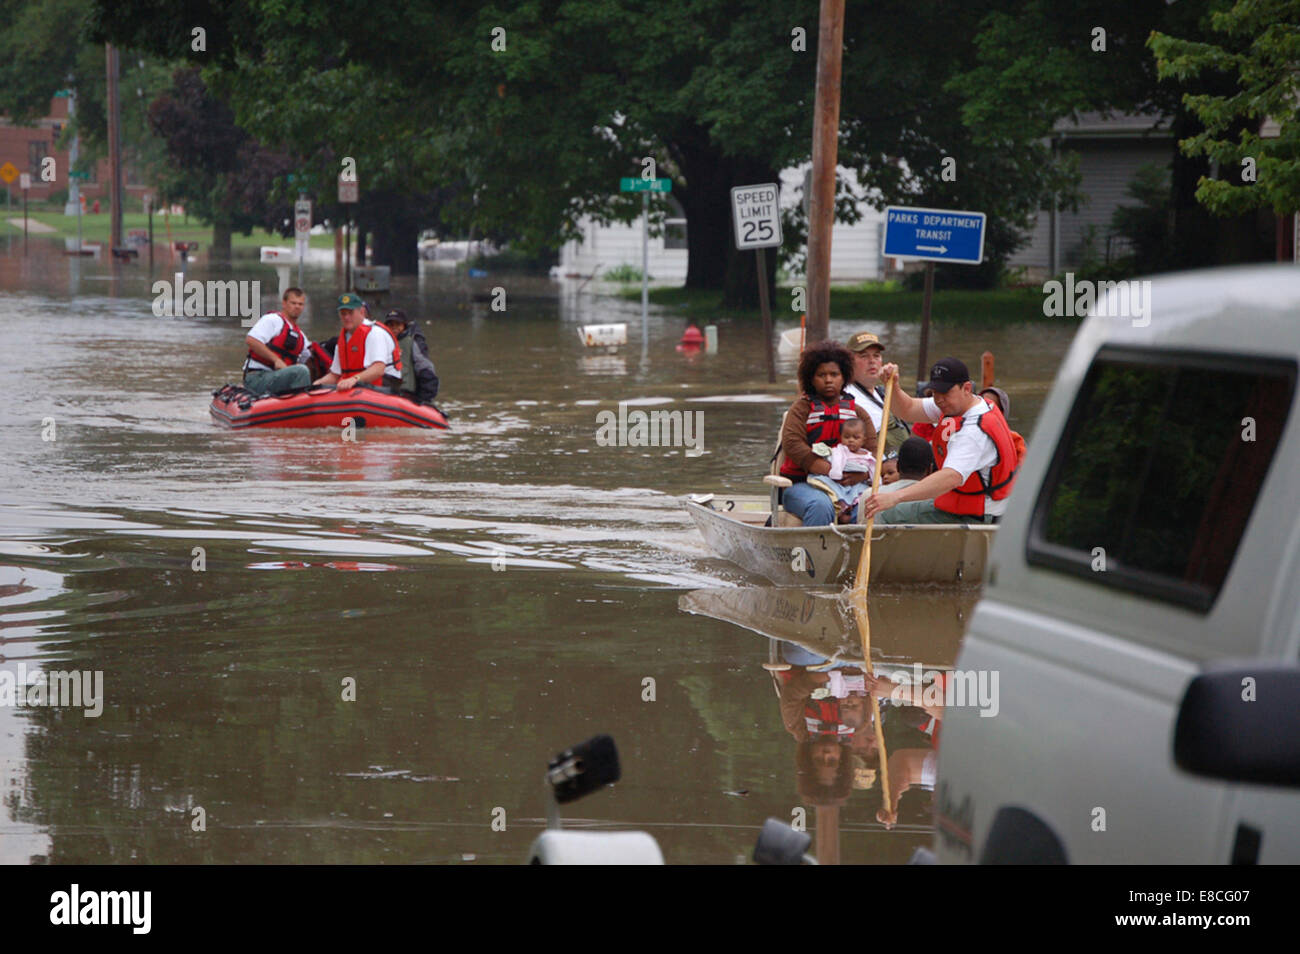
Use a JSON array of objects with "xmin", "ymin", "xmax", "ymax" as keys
[{"xmin": 1173, "ymin": 665, "xmax": 1300, "ymax": 787}]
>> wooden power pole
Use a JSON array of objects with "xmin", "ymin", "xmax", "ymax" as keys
[
  {"xmin": 804, "ymin": 0, "xmax": 845, "ymax": 345},
  {"xmin": 106, "ymin": 43, "xmax": 124, "ymax": 252}
]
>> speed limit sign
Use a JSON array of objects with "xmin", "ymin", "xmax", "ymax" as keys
[
  {"xmin": 730, "ymin": 183, "xmax": 782, "ymax": 250},
  {"xmin": 294, "ymin": 199, "xmax": 312, "ymax": 240}
]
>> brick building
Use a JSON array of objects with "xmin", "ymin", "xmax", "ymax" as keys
[{"xmin": 0, "ymin": 95, "xmax": 153, "ymax": 208}]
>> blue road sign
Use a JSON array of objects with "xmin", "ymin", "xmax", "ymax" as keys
[{"xmin": 883, "ymin": 206, "xmax": 986, "ymax": 265}]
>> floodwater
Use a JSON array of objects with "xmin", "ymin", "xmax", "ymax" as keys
[{"xmin": 0, "ymin": 238, "xmax": 1077, "ymax": 864}]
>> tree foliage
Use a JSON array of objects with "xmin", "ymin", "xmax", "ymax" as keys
[{"xmin": 1151, "ymin": 0, "xmax": 1300, "ymax": 216}]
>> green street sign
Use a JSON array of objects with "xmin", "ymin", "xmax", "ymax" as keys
[
  {"xmin": 54, "ymin": 89, "xmax": 71, "ymax": 98},
  {"xmin": 620, "ymin": 177, "xmax": 672, "ymax": 193},
  {"xmin": 69, "ymin": 170, "xmax": 90, "ymax": 180}
]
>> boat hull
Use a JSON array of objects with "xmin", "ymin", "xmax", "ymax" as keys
[
  {"xmin": 208, "ymin": 384, "xmax": 449, "ymax": 430},
  {"xmin": 679, "ymin": 585, "xmax": 974, "ymax": 668},
  {"xmin": 683, "ymin": 496, "xmax": 994, "ymax": 586}
]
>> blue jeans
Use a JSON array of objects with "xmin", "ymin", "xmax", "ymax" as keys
[
  {"xmin": 244, "ymin": 365, "xmax": 310, "ymax": 396},
  {"xmin": 782, "ymin": 480, "xmax": 836, "ymax": 526}
]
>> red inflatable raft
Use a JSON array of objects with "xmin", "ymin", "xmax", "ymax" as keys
[{"xmin": 209, "ymin": 383, "xmax": 449, "ymax": 430}]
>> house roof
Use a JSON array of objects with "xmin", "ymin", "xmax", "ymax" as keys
[{"xmin": 1052, "ymin": 111, "xmax": 1173, "ymax": 139}]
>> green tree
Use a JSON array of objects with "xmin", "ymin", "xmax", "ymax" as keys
[{"xmin": 1150, "ymin": 0, "xmax": 1300, "ymax": 218}]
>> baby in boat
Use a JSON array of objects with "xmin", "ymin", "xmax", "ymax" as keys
[{"xmin": 808, "ymin": 419, "xmax": 876, "ymax": 522}]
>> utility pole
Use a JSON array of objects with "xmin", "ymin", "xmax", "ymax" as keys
[
  {"xmin": 106, "ymin": 44, "xmax": 124, "ymax": 252},
  {"xmin": 804, "ymin": 0, "xmax": 845, "ymax": 345},
  {"xmin": 64, "ymin": 87, "xmax": 80, "ymax": 218}
]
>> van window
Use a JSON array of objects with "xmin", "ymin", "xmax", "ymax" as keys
[{"xmin": 1028, "ymin": 348, "xmax": 1295, "ymax": 611}]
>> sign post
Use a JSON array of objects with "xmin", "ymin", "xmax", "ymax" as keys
[
  {"xmin": 882, "ymin": 205, "xmax": 986, "ymax": 387},
  {"xmin": 18, "ymin": 172, "xmax": 30, "ymax": 254},
  {"xmin": 619, "ymin": 176, "xmax": 672, "ymax": 358},
  {"xmin": 294, "ymin": 196, "xmax": 312, "ymax": 288},
  {"xmin": 730, "ymin": 183, "xmax": 783, "ymax": 383},
  {"xmin": 339, "ymin": 173, "xmax": 358, "ymax": 291}
]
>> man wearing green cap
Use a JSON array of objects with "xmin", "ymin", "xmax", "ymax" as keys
[
  {"xmin": 313, "ymin": 293, "xmax": 401, "ymax": 391},
  {"xmin": 844, "ymin": 331, "xmax": 910, "ymax": 454}
]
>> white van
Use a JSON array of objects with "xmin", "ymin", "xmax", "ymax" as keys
[{"xmin": 933, "ymin": 265, "xmax": 1300, "ymax": 864}]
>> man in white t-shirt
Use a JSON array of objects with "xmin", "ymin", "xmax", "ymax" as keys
[
  {"xmin": 844, "ymin": 331, "xmax": 910, "ymax": 453},
  {"xmin": 313, "ymin": 293, "xmax": 400, "ymax": 391},
  {"xmin": 860, "ymin": 357, "xmax": 1015, "ymax": 524},
  {"xmin": 243, "ymin": 288, "xmax": 313, "ymax": 395}
]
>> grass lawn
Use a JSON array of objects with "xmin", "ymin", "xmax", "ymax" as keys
[
  {"xmin": 613, "ymin": 282, "xmax": 1056, "ymax": 324},
  {"xmin": 1, "ymin": 209, "xmax": 338, "ymax": 251}
]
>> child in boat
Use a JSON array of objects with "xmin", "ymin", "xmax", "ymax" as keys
[
  {"xmin": 808, "ymin": 418, "xmax": 876, "ymax": 521},
  {"xmin": 879, "ymin": 453, "xmax": 900, "ymax": 485}
]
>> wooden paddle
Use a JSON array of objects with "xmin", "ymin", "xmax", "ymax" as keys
[{"xmin": 850, "ymin": 366, "xmax": 893, "ymax": 815}]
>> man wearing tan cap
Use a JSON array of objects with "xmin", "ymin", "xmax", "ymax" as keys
[{"xmin": 844, "ymin": 331, "xmax": 910, "ymax": 453}]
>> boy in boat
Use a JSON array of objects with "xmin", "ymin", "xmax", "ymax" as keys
[
  {"xmin": 243, "ymin": 288, "xmax": 313, "ymax": 395},
  {"xmin": 313, "ymin": 293, "xmax": 402, "ymax": 392},
  {"xmin": 890, "ymin": 436, "xmax": 936, "ymax": 491},
  {"xmin": 860, "ymin": 358, "xmax": 1020, "ymax": 525},
  {"xmin": 380, "ymin": 309, "xmax": 440, "ymax": 404}
]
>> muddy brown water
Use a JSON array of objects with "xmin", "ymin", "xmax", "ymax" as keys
[{"xmin": 0, "ymin": 242, "xmax": 1076, "ymax": 863}]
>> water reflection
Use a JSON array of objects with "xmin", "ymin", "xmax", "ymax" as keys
[{"xmin": 681, "ymin": 584, "xmax": 971, "ymax": 863}]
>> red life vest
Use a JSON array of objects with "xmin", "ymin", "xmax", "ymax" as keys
[
  {"xmin": 780, "ymin": 394, "xmax": 859, "ymax": 478},
  {"xmin": 929, "ymin": 398, "xmax": 1020, "ymax": 516},
  {"xmin": 246, "ymin": 312, "xmax": 305, "ymax": 370},
  {"xmin": 803, "ymin": 699, "xmax": 853, "ymax": 738},
  {"xmin": 337, "ymin": 321, "xmax": 402, "ymax": 381}
]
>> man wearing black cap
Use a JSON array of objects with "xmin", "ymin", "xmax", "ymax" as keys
[{"xmin": 859, "ymin": 357, "xmax": 1020, "ymax": 524}]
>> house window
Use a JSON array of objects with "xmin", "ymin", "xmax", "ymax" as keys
[
  {"xmin": 28, "ymin": 141, "xmax": 47, "ymax": 175},
  {"xmin": 1028, "ymin": 346, "xmax": 1295, "ymax": 611},
  {"xmin": 663, "ymin": 196, "xmax": 687, "ymax": 250}
]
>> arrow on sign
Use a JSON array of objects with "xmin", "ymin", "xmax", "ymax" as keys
[{"xmin": 916, "ymin": 244, "xmax": 948, "ymax": 254}]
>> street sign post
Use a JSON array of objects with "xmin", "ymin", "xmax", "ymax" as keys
[
  {"xmin": 731, "ymin": 183, "xmax": 783, "ymax": 382},
  {"xmin": 883, "ymin": 205, "xmax": 987, "ymax": 385},
  {"xmin": 620, "ymin": 177, "xmax": 673, "ymax": 350},
  {"xmin": 19, "ymin": 173, "xmax": 30, "ymax": 254},
  {"xmin": 339, "ymin": 174, "xmax": 357, "ymax": 289},
  {"xmin": 294, "ymin": 197, "xmax": 312, "ymax": 286}
]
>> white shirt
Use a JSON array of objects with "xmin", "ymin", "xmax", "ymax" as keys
[
  {"xmin": 846, "ymin": 381, "xmax": 885, "ymax": 431},
  {"xmin": 245, "ymin": 312, "xmax": 311, "ymax": 372},
  {"xmin": 330, "ymin": 320, "xmax": 397, "ymax": 379},
  {"xmin": 921, "ymin": 396, "xmax": 1007, "ymax": 516}
]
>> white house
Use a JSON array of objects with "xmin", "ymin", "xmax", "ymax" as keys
[
  {"xmin": 558, "ymin": 165, "xmax": 892, "ymax": 283},
  {"xmin": 561, "ymin": 116, "xmax": 1177, "ymax": 283}
]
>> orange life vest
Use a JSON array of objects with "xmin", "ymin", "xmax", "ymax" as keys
[
  {"xmin": 929, "ymin": 399, "xmax": 1020, "ymax": 516},
  {"xmin": 246, "ymin": 312, "xmax": 305, "ymax": 370},
  {"xmin": 337, "ymin": 321, "xmax": 402, "ymax": 381},
  {"xmin": 780, "ymin": 394, "xmax": 859, "ymax": 479}
]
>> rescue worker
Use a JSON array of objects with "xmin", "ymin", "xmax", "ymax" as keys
[
  {"xmin": 313, "ymin": 293, "xmax": 402, "ymax": 392},
  {"xmin": 844, "ymin": 331, "xmax": 911, "ymax": 453},
  {"xmin": 243, "ymin": 287, "xmax": 313, "ymax": 395},
  {"xmin": 860, "ymin": 357, "xmax": 1020, "ymax": 525},
  {"xmin": 381, "ymin": 309, "xmax": 439, "ymax": 404}
]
